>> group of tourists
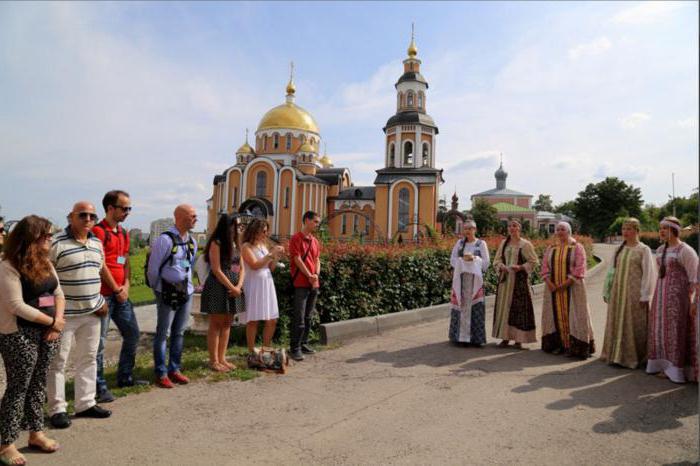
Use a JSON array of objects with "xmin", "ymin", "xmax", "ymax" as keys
[
  {"xmin": 449, "ymin": 217, "xmax": 699, "ymax": 383},
  {"xmin": 0, "ymin": 189, "xmax": 322, "ymax": 465}
]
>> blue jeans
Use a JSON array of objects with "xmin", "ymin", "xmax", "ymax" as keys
[
  {"xmin": 153, "ymin": 292, "xmax": 192, "ymax": 377},
  {"xmin": 96, "ymin": 296, "xmax": 140, "ymax": 391}
]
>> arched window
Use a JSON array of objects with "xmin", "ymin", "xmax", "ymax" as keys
[
  {"xmin": 341, "ymin": 214, "xmax": 347, "ymax": 235},
  {"xmin": 284, "ymin": 187, "xmax": 290, "ymax": 208},
  {"xmin": 263, "ymin": 135, "xmax": 268, "ymax": 151},
  {"xmin": 407, "ymin": 91, "xmax": 414, "ymax": 107},
  {"xmin": 353, "ymin": 215, "xmax": 359, "ymax": 234},
  {"xmin": 422, "ymin": 143, "xmax": 429, "ymax": 166},
  {"xmin": 273, "ymin": 133, "xmax": 279, "ymax": 150},
  {"xmin": 256, "ymin": 171, "xmax": 267, "ymax": 198},
  {"xmin": 403, "ymin": 141, "xmax": 413, "ymax": 166},
  {"xmin": 389, "ymin": 143, "xmax": 395, "ymax": 167},
  {"xmin": 285, "ymin": 133, "xmax": 292, "ymax": 151},
  {"xmin": 418, "ymin": 92, "xmax": 424, "ymax": 109},
  {"xmin": 398, "ymin": 188, "xmax": 410, "ymax": 232}
]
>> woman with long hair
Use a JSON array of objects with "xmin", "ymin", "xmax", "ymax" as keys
[
  {"xmin": 600, "ymin": 218, "xmax": 656, "ymax": 368},
  {"xmin": 0, "ymin": 216, "xmax": 66, "ymax": 465},
  {"xmin": 240, "ymin": 218, "xmax": 284, "ymax": 358},
  {"xmin": 492, "ymin": 220, "xmax": 539, "ymax": 349},
  {"xmin": 647, "ymin": 216, "xmax": 698, "ymax": 383},
  {"xmin": 448, "ymin": 220, "xmax": 490, "ymax": 346},
  {"xmin": 201, "ymin": 214, "xmax": 245, "ymax": 372},
  {"xmin": 541, "ymin": 221, "xmax": 595, "ymax": 358}
]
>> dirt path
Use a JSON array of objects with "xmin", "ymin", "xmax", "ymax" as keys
[{"xmin": 8, "ymin": 244, "xmax": 700, "ymax": 464}]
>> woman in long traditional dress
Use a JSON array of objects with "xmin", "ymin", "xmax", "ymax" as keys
[
  {"xmin": 600, "ymin": 218, "xmax": 656, "ymax": 368},
  {"xmin": 541, "ymin": 221, "xmax": 595, "ymax": 358},
  {"xmin": 492, "ymin": 220, "xmax": 538, "ymax": 349},
  {"xmin": 647, "ymin": 216, "xmax": 698, "ymax": 383},
  {"xmin": 449, "ymin": 220, "xmax": 490, "ymax": 346}
]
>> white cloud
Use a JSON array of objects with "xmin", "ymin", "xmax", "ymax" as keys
[
  {"xmin": 594, "ymin": 163, "xmax": 649, "ymax": 182},
  {"xmin": 568, "ymin": 37, "xmax": 612, "ymax": 60},
  {"xmin": 620, "ymin": 112, "xmax": 651, "ymax": 129},
  {"xmin": 612, "ymin": 2, "xmax": 683, "ymax": 25},
  {"xmin": 676, "ymin": 116, "xmax": 699, "ymax": 129}
]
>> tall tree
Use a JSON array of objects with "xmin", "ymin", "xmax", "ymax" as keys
[
  {"xmin": 533, "ymin": 194, "xmax": 554, "ymax": 212},
  {"xmin": 573, "ymin": 177, "xmax": 643, "ymax": 240},
  {"xmin": 554, "ymin": 200, "xmax": 576, "ymax": 217},
  {"xmin": 469, "ymin": 198, "xmax": 499, "ymax": 236}
]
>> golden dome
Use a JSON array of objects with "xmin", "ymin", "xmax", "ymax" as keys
[
  {"xmin": 407, "ymin": 39, "xmax": 418, "ymax": 58},
  {"xmin": 319, "ymin": 154, "xmax": 333, "ymax": 167},
  {"xmin": 298, "ymin": 141, "xmax": 316, "ymax": 153},
  {"xmin": 257, "ymin": 102, "xmax": 320, "ymax": 134},
  {"xmin": 236, "ymin": 141, "xmax": 254, "ymax": 155}
]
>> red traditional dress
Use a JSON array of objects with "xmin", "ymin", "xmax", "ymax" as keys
[{"xmin": 647, "ymin": 242, "xmax": 699, "ymax": 383}]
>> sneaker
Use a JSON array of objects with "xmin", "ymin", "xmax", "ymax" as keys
[
  {"xmin": 167, "ymin": 371, "xmax": 190, "ymax": 385},
  {"xmin": 290, "ymin": 350, "xmax": 305, "ymax": 361},
  {"xmin": 49, "ymin": 412, "xmax": 71, "ymax": 429},
  {"xmin": 156, "ymin": 376, "xmax": 175, "ymax": 389},
  {"xmin": 301, "ymin": 344, "xmax": 316, "ymax": 354},
  {"xmin": 75, "ymin": 405, "xmax": 112, "ymax": 419},
  {"xmin": 117, "ymin": 378, "xmax": 150, "ymax": 388},
  {"xmin": 96, "ymin": 388, "xmax": 115, "ymax": 403}
]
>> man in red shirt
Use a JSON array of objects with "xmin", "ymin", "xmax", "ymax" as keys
[
  {"xmin": 93, "ymin": 190, "xmax": 147, "ymax": 403},
  {"xmin": 288, "ymin": 210, "xmax": 321, "ymax": 361}
]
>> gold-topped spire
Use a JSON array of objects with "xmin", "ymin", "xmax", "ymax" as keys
[
  {"xmin": 319, "ymin": 142, "xmax": 333, "ymax": 167},
  {"xmin": 407, "ymin": 23, "xmax": 418, "ymax": 57},
  {"xmin": 286, "ymin": 61, "xmax": 296, "ymax": 96},
  {"xmin": 236, "ymin": 128, "xmax": 254, "ymax": 155}
]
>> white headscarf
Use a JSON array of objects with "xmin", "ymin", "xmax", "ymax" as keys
[{"xmin": 556, "ymin": 221, "xmax": 572, "ymax": 235}]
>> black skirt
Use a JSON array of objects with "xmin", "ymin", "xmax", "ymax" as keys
[{"xmin": 200, "ymin": 270, "xmax": 245, "ymax": 315}]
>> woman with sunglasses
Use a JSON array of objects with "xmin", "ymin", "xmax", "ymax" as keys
[
  {"xmin": 241, "ymin": 219, "xmax": 284, "ymax": 358},
  {"xmin": 201, "ymin": 214, "xmax": 245, "ymax": 372},
  {"xmin": 0, "ymin": 215, "xmax": 66, "ymax": 465}
]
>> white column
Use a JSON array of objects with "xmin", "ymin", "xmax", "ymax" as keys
[{"xmin": 415, "ymin": 126, "xmax": 422, "ymax": 168}]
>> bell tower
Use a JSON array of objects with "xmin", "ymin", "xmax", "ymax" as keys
[{"xmin": 383, "ymin": 24, "xmax": 438, "ymax": 170}]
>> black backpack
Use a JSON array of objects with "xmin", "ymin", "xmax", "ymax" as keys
[
  {"xmin": 94, "ymin": 222, "xmax": 128, "ymax": 250},
  {"xmin": 144, "ymin": 231, "xmax": 196, "ymax": 289}
]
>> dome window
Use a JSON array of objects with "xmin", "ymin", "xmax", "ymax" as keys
[
  {"xmin": 273, "ymin": 133, "xmax": 280, "ymax": 150},
  {"xmin": 263, "ymin": 135, "xmax": 268, "ymax": 151},
  {"xmin": 389, "ymin": 143, "xmax": 396, "ymax": 167},
  {"xmin": 256, "ymin": 171, "xmax": 267, "ymax": 198},
  {"xmin": 418, "ymin": 92, "xmax": 424, "ymax": 109},
  {"xmin": 407, "ymin": 91, "xmax": 414, "ymax": 107},
  {"xmin": 422, "ymin": 143, "xmax": 429, "ymax": 166},
  {"xmin": 285, "ymin": 133, "xmax": 292, "ymax": 151},
  {"xmin": 403, "ymin": 141, "xmax": 413, "ymax": 166}
]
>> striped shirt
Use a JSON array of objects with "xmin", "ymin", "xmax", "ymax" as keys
[{"xmin": 50, "ymin": 227, "xmax": 105, "ymax": 316}]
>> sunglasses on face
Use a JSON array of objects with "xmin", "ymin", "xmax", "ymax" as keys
[
  {"xmin": 77, "ymin": 212, "xmax": 99, "ymax": 222},
  {"xmin": 113, "ymin": 205, "xmax": 132, "ymax": 213}
]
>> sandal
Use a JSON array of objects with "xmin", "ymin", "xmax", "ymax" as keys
[
  {"xmin": 27, "ymin": 433, "xmax": 60, "ymax": 453},
  {"xmin": 209, "ymin": 362, "xmax": 227, "ymax": 372},
  {"xmin": 0, "ymin": 446, "xmax": 27, "ymax": 465},
  {"xmin": 222, "ymin": 360, "xmax": 237, "ymax": 371}
]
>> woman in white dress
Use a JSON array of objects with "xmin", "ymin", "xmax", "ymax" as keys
[{"xmin": 241, "ymin": 218, "xmax": 285, "ymax": 355}]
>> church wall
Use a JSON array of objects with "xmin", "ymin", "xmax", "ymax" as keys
[
  {"xmin": 227, "ymin": 171, "xmax": 241, "ymax": 212},
  {"xmin": 373, "ymin": 185, "xmax": 389, "ymax": 239},
  {"xmin": 246, "ymin": 162, "xmax": 275, "ymax": 200},
  {"xmin": 278, "ymin": 170, "xmax": 294, "ymax": 237},
  {"xmin": 418, "ymin": 184, "xmax": 436, "ymax": 226}
]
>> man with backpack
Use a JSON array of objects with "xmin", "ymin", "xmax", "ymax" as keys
[
  {"xmin": 146, "ymin": 204, "xmax": 198, "ymax": 388},
  {"xmin": 288, "ymin": 210, "xmax": 322, "ymax": 361},
  {"xmin": 93, "ymin": 190, "xmax": 148, "ymax": 404}
]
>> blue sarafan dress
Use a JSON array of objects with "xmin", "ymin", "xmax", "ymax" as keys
[{"xmin": 448, "ymin": 238, "xmax": 490, "ymax": 345}]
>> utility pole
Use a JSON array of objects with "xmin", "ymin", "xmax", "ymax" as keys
[{"xmin": 672, "ymin": 172, "xmax": 676, "ymax": 218}]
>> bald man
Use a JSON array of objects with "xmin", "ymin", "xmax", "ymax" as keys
[
  {"xmin": 47, "ymin": 202, "xmax": 113, "ymax": 429},
  {"xmin": 147, "ymin": 204, "xmax": 198, "ymax": 388}
]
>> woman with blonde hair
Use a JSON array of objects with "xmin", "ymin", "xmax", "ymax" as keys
[
  {"xmin": 541, "ymin": 221, "xmax": 595, "ymax": 358},
  {"xmin": 240, "ymin": 219, "xmax": 284, "ymax": 359},
  {"xmin": 647, "ymin": 216, "xmax": 698, "ymax": 383},
  {"xmin": 492, "ymin": 220, "xmax": 539, "ymax": 349},
  {"xmin": 600, "ymin": 218, "xmax": 656, "ymax": 368}
]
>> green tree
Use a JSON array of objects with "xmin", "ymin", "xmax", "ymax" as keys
[
  {"xmin": 554, "ymin": 200, "xmax": 576, "ymax": 217},
  {"xmin": 533, "ymin": 194, "xmax": 554, "ymax": 212},
  {"xmin": 573, "ymin": 177, "xmax": 643, "ymax": 240},
  {"xmin": 469, "ymin": 198, "xmax": 499, "ymax": 236}
]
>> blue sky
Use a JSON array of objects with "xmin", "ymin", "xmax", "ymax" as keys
[{"xmin": 0, "ymin": 1, "xmax": 697, "ymax": 230}]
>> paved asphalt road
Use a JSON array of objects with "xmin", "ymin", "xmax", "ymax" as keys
[{"xmin": 7, "ymin": 244, "xmax": 699, "ymax": 465}]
